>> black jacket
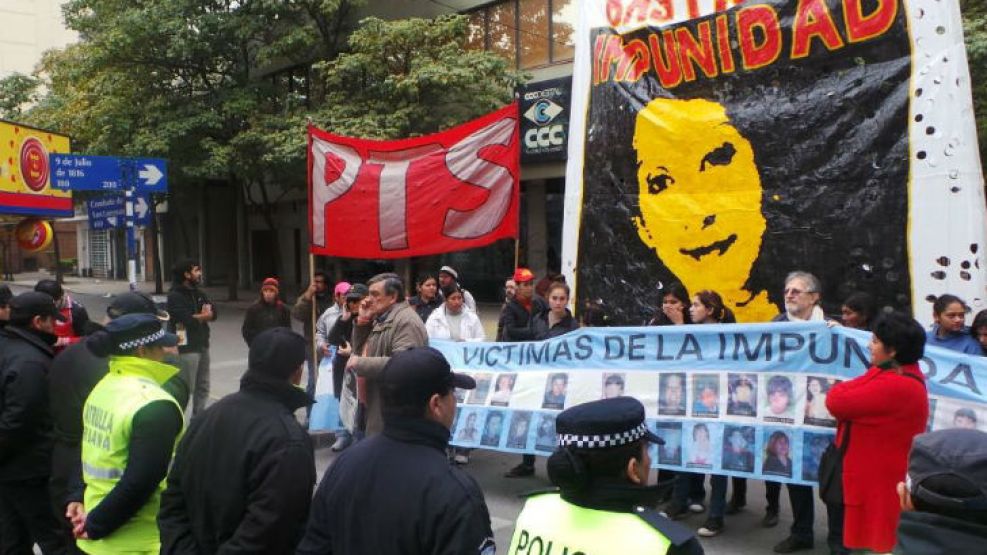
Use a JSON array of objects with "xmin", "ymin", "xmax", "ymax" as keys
[
  {"xmin": 894, "ymin": 511, "xmax": 987, "ymax": 554},
  {"xmin": 0, "ymin": 325, "xmax": 57, "ymax": 482},
  {"xmin": 167, "ymin": 282, "xmax": 217, "ymax": 353},
  {"xmin": 241, "ymin": 300, "xmax": 291, "ymax": 346},
  {"xmin": 297, "ymin": 417, "xmax": 494, "ymax": 555},
  {"xmin": 532, "ymin": 310, "xmax": 579, "ymax": 340},
  {"xmin": 159, "ymin": 373, "xmax": 316, "ymax": 555},
  {"xmin": 500, "ymin": 296, "xmax": 548, "ymax": 342}
]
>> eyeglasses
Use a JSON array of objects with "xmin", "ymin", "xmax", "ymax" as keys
[{"xmin": 784, "ymin": 288, "xmax": 815, "ymax": 296}]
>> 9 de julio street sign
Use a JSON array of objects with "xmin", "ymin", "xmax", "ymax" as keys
[{"xmin": 50, "ymin": 154, "xmax": 168, "ymax": 192}]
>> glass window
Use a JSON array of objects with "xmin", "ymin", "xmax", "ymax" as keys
[
  {"xmin": 467, "ymin": 10, "xmax": 486, "ymax": 50},
  {"xmin": 519, "ymin": 0, "xmax": 549, "ymax": 68},
  {"xmin": 551, "ymin": 0, "xmax": 575, "ymax": 62},
  {"xmin": 488, "ymin": 1, "xmax": 517, "ymax": 67}
]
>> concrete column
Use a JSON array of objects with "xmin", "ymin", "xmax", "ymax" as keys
[{"xmin": 525, "ymin": 180, "xmax": 548, "ymax": 277}]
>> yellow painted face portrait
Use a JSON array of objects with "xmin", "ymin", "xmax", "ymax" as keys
[{"xmin": 633, "ymin": 98, "xmax": 768, "ymax": 315}]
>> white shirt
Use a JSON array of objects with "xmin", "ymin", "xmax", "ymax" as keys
[{"xmin": 426, "ymin": 306, "xmax": 486, "ymax": 342}]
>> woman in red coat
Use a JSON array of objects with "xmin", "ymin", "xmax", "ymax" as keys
[{"xmin": 826, "ymin": 311, "xmax": 929, "ymax": 553}]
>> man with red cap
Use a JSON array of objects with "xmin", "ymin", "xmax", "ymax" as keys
[
  {"xmin": 241, "ymin": 278, "xmax": 291, "ymax": 346},
  {"xmin": 502, "ymin": 267, "xmax": 548, "ymax": 478}
]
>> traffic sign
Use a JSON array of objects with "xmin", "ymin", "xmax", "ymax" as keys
[
  {"xmin": 135, "ymin": 158, "xmax": 167, "ymax": 192},
  {"xmin": 50, "ymin": 154, "xmax": 169, "ymax": 192},
  {"xmin": 87, "ymin": 193, "xmax": 152, "ymax": 230},
  {"xmin": 50, "ymin": 154, "xmax": 124, "ymax": 191}
]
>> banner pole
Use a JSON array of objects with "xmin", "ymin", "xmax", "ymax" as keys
[
  {"xmin": 309, "ymin": 252, "xmax": 318, "ymax": 386},
  {"xmin": 514, "ymin": 237, "xmax": 520, "ymax": 269}
]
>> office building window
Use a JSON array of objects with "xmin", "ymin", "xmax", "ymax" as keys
[{"xmin": 464, "ymin": 0, "xmax": 575, "ymax": 69}]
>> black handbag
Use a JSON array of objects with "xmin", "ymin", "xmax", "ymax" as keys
[{"xmin": 818, "ymin": 422, "xmax": 849, "ymax": 505}]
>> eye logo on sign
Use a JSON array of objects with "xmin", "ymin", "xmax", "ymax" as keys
[{"xmin": 524, "ymin": 99, "xmax": 564, "ymax": 126}]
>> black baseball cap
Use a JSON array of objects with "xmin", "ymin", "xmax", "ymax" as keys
[
  {"xmin": 556, "ymin": 397, "xmax": 664, "ymax": 449},
  {"xmin": 107, "ymin": 292, "xmax": 169, "ymax": 321},
  {"xmin": 345, "ymin": 283, "xmax": 370, "ymax": 303},
  {"xmin": 382, "ymin": 347, "xmax": 476, "ymax": 399},
  {"xmin": 10, "ymin": 292, "xmax": 67, "ymax": 322},
  {"xmin": 908, "ymin": 428, "xmax": 987, "ymax": 511}
]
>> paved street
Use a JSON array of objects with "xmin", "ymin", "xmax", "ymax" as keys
[{"xmin": 10, "ymin": 276, "xmax": 834, "ymax": 554}]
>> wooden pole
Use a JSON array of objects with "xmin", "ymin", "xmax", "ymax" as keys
[
  {"xmin": 309, "ymin": 252, "xmax": 318, "ymax": 386},
  {"xmin": 513, "ymin": 237, "xmax": 521, "ymax": 269}
]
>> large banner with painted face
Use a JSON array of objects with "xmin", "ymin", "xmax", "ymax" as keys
[
  {"xmin": 560, "ymin": 0, "xmax": 987, "ymax": 325},
  {"xmin": 435, "ymin": 324, "xmax": 987, "ymax": 486}
]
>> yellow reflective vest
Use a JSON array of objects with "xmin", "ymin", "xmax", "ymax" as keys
[
  {"xmin": 508, "ymin": 492, "xmax": 677, "ymax": 554},
  {"xmin": 78, "ymin": 355, "xmax": 182, "ymax": 555}
]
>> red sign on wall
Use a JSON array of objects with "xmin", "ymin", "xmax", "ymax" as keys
[{"xmin": 307, "ymin": 103, "xmax": 520, "ymax": 259}]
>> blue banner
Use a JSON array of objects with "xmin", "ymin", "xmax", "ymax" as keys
[{"xmin": 433, "ymin": 323, "xmax": 987, "ymax": 486}]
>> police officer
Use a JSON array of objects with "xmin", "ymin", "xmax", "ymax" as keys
[
  {"xmin": 67, "ymin": 313, "xmax": 183, "ymax": 554},
  {"xmin": 508, "ymin": 397, "xmax": 704, "ymax": 554}
]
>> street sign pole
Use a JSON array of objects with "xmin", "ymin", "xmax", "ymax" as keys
[{"xmin": 123, "ymin": 161, "xmax": 138, "ymax": 291}]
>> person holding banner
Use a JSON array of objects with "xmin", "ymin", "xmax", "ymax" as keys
[
  {"xmin": 508, "ymin": 396, "xmax": 703, "ymax": 555},
  {"xmin": 502, "ymin": 267, "xmax": 548, "ymax": 478},
  {"xmin": 425, "ymin": 283, "xmax": 486, "ymax": 343},
  {"xmin": 925, "ymin": 294, "xmax": 982, "ymax": 355},
  {"xmin": 533, "ymin": 282, "xmax": 579, "ymax": 340},
  {"xmin": 970, "ymin": 309, "xmax": 987, "ymax": 355},
  {"xmin": 766, "ymin": 271, "xmax": 829, "ymax": 553},
  {"xmin": 826, "ymin": 311, "xmax": 928, "ymax": 554}
]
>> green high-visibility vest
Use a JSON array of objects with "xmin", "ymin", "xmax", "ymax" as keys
[
  {"xmin": 508, "ymin": 493, "xmax": 673, "ymax": 554},
  {"xmin": 78, "ymin": 355, "xmax": 183, "ymax": 555}
]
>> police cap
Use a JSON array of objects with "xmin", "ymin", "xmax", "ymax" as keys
[{"xmin": 556, "ymin": 397, "xmax": 663, "ymax": 450}]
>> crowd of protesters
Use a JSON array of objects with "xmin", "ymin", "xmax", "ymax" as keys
[{"xmin": 3, "ymin": 260, "xmax": 987, "ymax": 555}]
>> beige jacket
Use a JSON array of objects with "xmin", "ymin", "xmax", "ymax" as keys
[{"xmin": 352, "ymin": 301, "xmax": 428, "ymax": 435}]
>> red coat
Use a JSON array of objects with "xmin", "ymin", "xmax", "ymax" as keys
[{"xmin": 826, "ymin": 363, "xmax": 928, "ymax": 552}]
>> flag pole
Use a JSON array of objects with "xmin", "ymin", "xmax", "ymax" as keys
[
  {"xmin": 514, "ymin": 237, "xmax": 520, "ymax": 269},
  {"xmin": 309, "ymin": 252, "xmax": 318, "ymax": 388}
]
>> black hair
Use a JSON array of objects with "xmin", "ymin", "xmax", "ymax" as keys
[
  {"xmin": 971, "ymin": 309, "xmax": 987, "ymax": 337},
  {"xmin": 605, "ymin": 374, "xmax": 625, "ymax": 387},
  {"xmin": 954, "ymin": 408, "xmax": 977, "ymax": 424},
  {"xmin": 549, "ymin": 373, "xmax": 568, "ymax": 385},
  {"xmin": 872, "ymin": 311, "xmax": 926, "ymax": 365},
  {"xmin": 368, "ymin": 272, "xmax": 405, "ymax": 302},
  {"xmin": 172, "ymin": 258, "xmax": 199, "ymax": 284},
  {"xmin": 417, "ymin": 273, "xmax": 438, "ymax": 288},
  {"xmin": 653, "ymin": 282, "xmax": 692, "ymax": 325},
  {"xmin": 695, "ymin": 290, "xmax": 735, "ymax": 323},
  {"xmin": 842, "ymin": 291, "xmax": 877, "ymax": 325},
  {"xmin": 34, "ymin": 279, "xmax": 63, "ymax": 301},
  {"xmin": 313, "ymin": 271, "xmax": 330, "ymax": 282},
  {"xmin": 381, "ymin": 380, "xmax": 453, "ymax": 419},
  {"xmin": 547, "ymin": 440, "xmax": 646, "ymax": 492},
  {"xmin": 440, "ymin": 282, "xmax": 462, "ymax": 299},
  {"xmin": 767, "ymin": 375, "xmax": 793, "ymax": 397},
  {"xmin": 933, "ymin": 294, "xmax": 969, "ymax": 316}
]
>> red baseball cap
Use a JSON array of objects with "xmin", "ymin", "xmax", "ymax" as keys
[{"xmin": 513, "ymin": 268, "xmax": 535, "ymax": 283}]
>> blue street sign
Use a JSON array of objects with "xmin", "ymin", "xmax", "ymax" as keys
[
  {"xmin": 87, "ymin": 194, "xmax": 125, "ymax": 230},
  {"xmin": 50, "ymin": 154, "xmax": 169, "ymax": 193},
  {"xmin": 87, "ymin": 193, "xmax": 152, "ymax": 230},
  {"xmin": 134, "ymin": 158, "xmax": 168, "ymax": 192},
  {"xmin": 50, "ymin": 154, "xmax": 124, "ymax": 191}
]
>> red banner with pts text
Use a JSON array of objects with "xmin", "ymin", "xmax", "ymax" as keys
[{"xmin": 307, "ymin": 103, "xmax": 520, "ymax": 259}]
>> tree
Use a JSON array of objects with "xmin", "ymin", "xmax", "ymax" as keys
[
  {"xmin": 28, "ymin": 4, "xmax": 519, "ymax": 297},
  {"xmin": 0, "ymin": 73, "xmax": 39, "ymax": 120},
  {"xmin": 962, "ymin": 0, "xmax": 987, "ymax": 168}
]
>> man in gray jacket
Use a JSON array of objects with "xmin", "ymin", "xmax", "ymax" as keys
[{"xmin": 347, "ymin": 273, "xmax": 427, "ymax": 436}]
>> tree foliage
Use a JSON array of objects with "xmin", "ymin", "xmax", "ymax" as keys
[
  {"xmin": 962, "ymin": 0, "xmax": 987, "ymax": 167},
  {"xmin": 0, "ymin": 73, "xmax": 40, "ymax": 120}
]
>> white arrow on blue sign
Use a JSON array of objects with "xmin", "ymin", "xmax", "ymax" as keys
[
  {"xmin": 135, "ymin": 158, "xmax": 167, "ymax": 192},
  {"xmin": 50, "ymin": 154, "xmax": 168, "ymax": 192},
  {"xmin": 87, "ymin": 193, "xmax": 152, "ymax": 230}
]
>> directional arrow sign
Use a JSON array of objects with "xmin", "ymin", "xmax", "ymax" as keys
[
  {"xmin": 50, "ymin": 154, "xmax": 124, "ymax": 191},
  {"xmin": 135, "ymin": 158, "xmax": 168, "ymax": 192},
  {"xmin": 87, "ymin": 193, "xmax": 152, "ymax": 229},
  {"xmin": 88, "ymin": 194, "xmax": 126, "ymax": 230}
]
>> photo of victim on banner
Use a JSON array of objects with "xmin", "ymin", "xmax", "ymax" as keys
[
  {"xmin": 435, "ymin": 325, "xmax": 987, "ymax": 486},
  {"xmin": 561, "ymin": 0, "xmax": 987, "ymax": 325}
]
